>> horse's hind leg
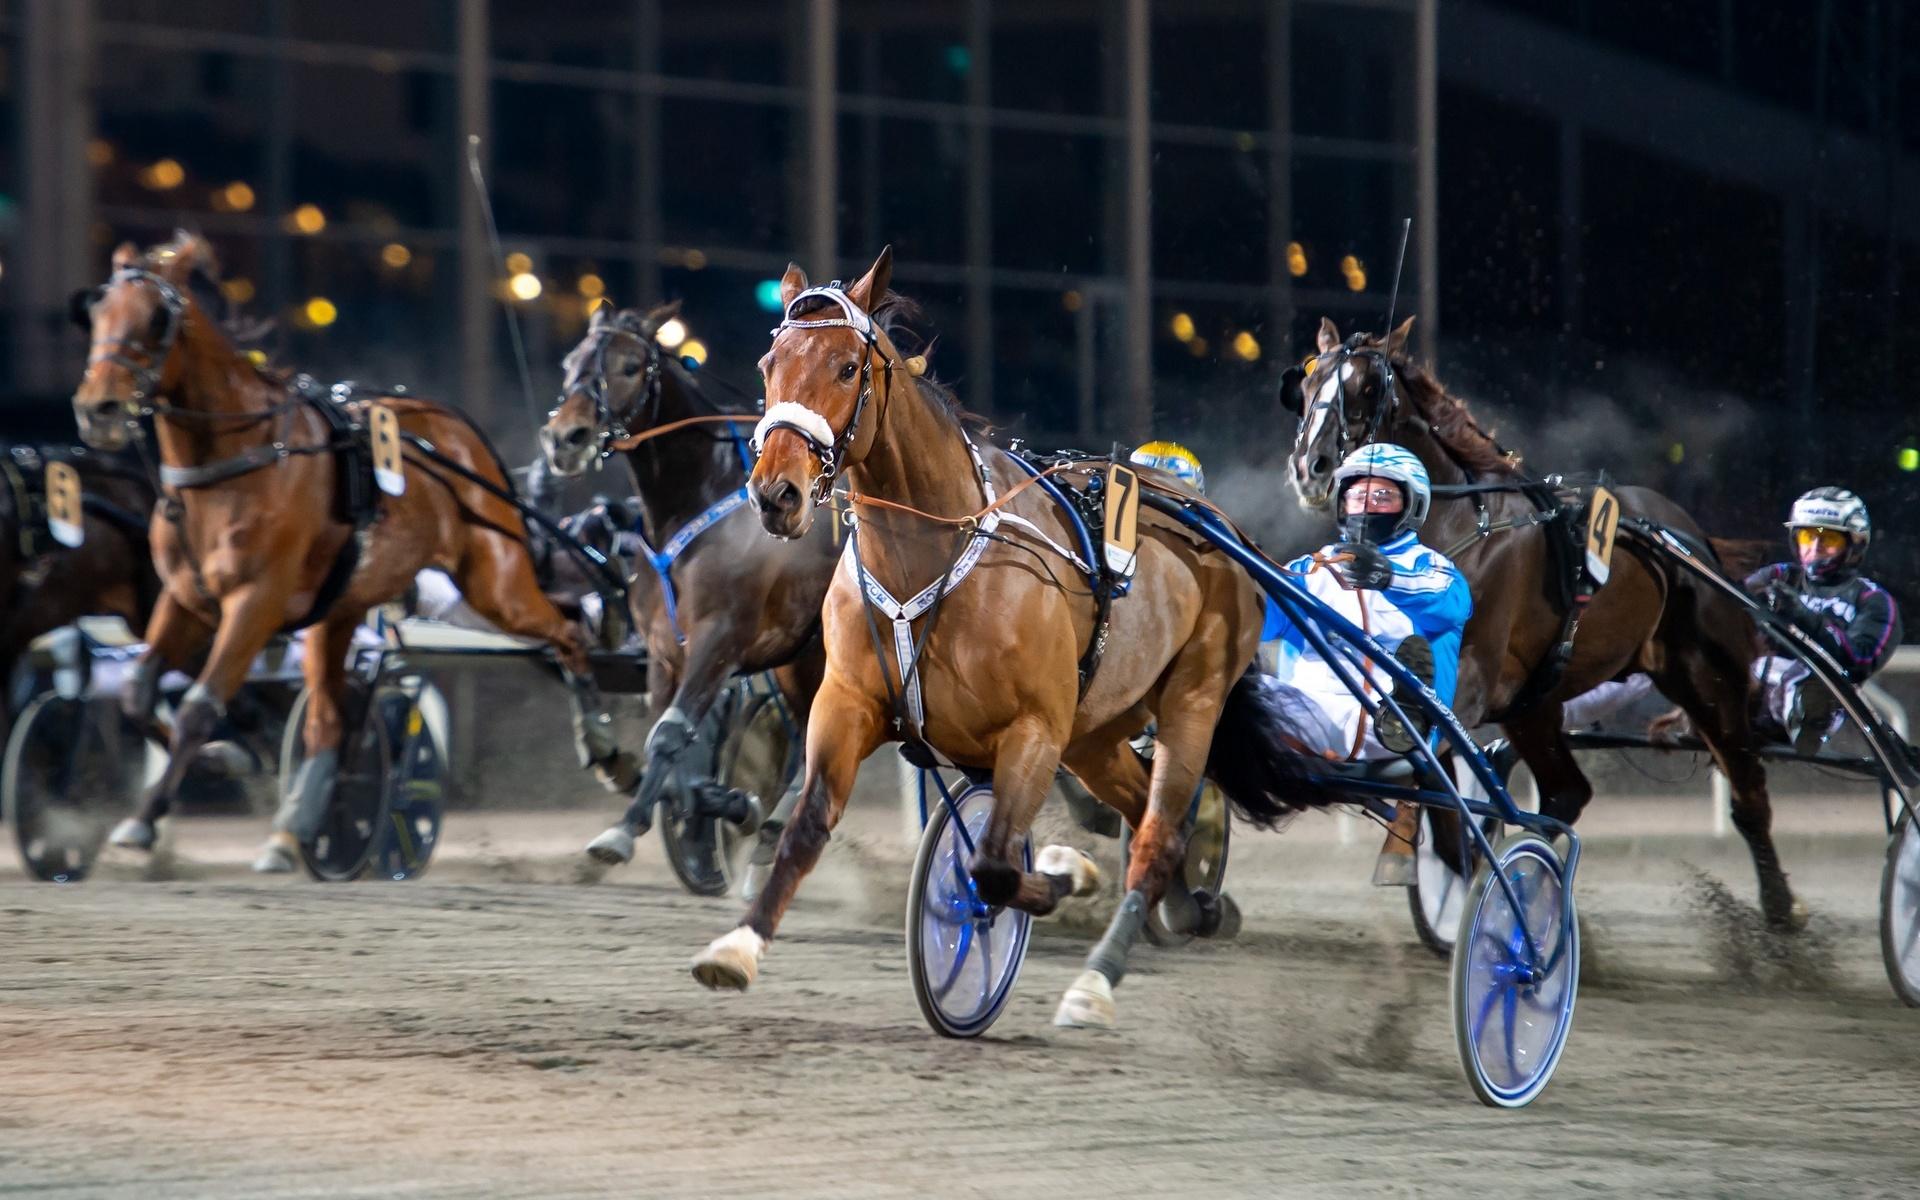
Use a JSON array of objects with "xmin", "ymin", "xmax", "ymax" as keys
[
  {"xmin": 452, "ymin": 535, "xmax": 637, "ymax": 794},
  {"xmin": 1503, "ymin": 701, "xmax": 1593, "ymax": 827},
  {"xmin": 967, "ymin": 715, "xmax": 1101, "ymax": 916},
  {"xmin": 254, "ymin": 609, "xmax": 361, "ymax": 873}
]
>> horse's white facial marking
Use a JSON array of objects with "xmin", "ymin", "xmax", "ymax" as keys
[
  {"xmin": 753, "ymin": 401, "xmax": 835, "ymax": 454},
  {"xmin": 1339, "ymin": 361, "xmax": 1355, "ymax": 382},
  {"xmin": 1300, "ymin": 371, "xmax": 1341, "ymax": 450}
]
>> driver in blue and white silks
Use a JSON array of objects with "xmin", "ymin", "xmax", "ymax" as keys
[{"xmin": 1257, "ymin": 443, "xmax": 1473, "ymax": 761}]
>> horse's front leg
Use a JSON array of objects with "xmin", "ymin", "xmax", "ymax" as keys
[
  {"xmin": 690, "ymin": 676, "xmax": 884, "ymax": 991},
  {"xmin": 968, "ymin": 714, "xmax": 1102, "ymax": 915},
  {"xmin": 108, "ymin": 579, "xmax": 289, "ymax": 852},
  {"xmin": 254, "ymin": 610, "xmax": 363, "ymax": 873},
  {"xmin": 587, "ymin": 616, "xmax": 747, "ymax": 865},
  {"xmin": 120, "ymin": 589, "xmax": 215, "ymax": 734}
]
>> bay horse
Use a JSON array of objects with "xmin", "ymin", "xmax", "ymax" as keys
[
  {"xmin": 1284, "ymin": 318, "xmax": 1797, "ymax": 928},
  {"xmin": 689, "ymin": 248, "xmax": 1304, "ymax": 1027},
  {"xmin": 69, "ymin": 232, "xmax": 635, "ymax": 872},
  {"xmin": 541, "ymin": 303, "xmax": 836, "ymax": 878}
]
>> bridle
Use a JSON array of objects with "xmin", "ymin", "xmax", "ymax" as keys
[
  {"xmin": 81, "ymin": 268, "xmax": 187, "ymax": 416},
  {"xmin": 752, "ymin": 283, "xmax": 895, "ymax": 505},
  {"xmin": 556, "ymin": 319, "xmax": 665, "ymax": 459},
  {"xmin": 1287, "ymin": 337, "xmax": 1408, "ymax": 470}
]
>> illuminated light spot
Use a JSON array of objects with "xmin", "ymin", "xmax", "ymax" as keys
[
  {"xmin": 1186, "ymin": 336, "xmax": 1209, "ymax": 358},
  {"xmin": 220, "ymin": 181, "xmax": 255, "ymax": 211},
  {"xmin": 1345, "ymin": 269, "xmax": 1366, "ymax": 292},
  {"xmin": 1287, "ymin": 241, "xmax": 1308, "ymax": 277},
  {"xmin": 655, "ymin": 317, "xmax": 688, "ymax": 350},
  {"xmin": 508, "ymin": 271, "xmax": 543, "ymax": 301},
  {"xmin": 683, "ymin": 248, "xmax": 708, "ymax": 270},
  {"xmin": 1666, "ymin": 442, "xmax": 1685, "ymax": 465},
  {"xmin": 577, "ymin": 272, "xmax": 605, "ymax": 298},
  {"xmin": 680, "ymin": 338, "xmax": 709, "ymax": 366},
  {"xmin": 304, "ymin": 297, "xmax": 338, "ymax": 328},
  {"xmin": 289, "ymin": 204, "xmax": 326, "ymax": 234},
  {"xmin": 1169, "ymin": 312, "xmax": 1195, "ymax": 342},
  {"xmin": 0, "ymin": 258, "xmax": 6, "ymax": 283},
  {"xmin": 583, "ymin": 297, "xmax": 609, "ymax": 318},
  {"xmin": 245, "ymin": 349, "xmax": 269, "ymax": 366},
  {"xmin": 222, "ymin": 277, "xmax": 256, "ymax": 304},
  {"xmin": 754, "ymin": 279, "xmax": 785, "ymax": 312},
  {"xmin": 504, "ymin": 251, "xmax": 532, "ymax": 275},
  {"xmin": 1234, "ymin": 131, "xmax": 1256, "ymax": 153},
  {"xmin": 1061, "ymin": 290, "xmax": 1083, "ymax": 313},
  {"xmin": 380, "ymin": 242, "xmax": 412, "ymax": 269},
  {"xmin": 1231, "ymin": 331, "xmax": 1261, "ymax": 361},
  {"xmin": 87, "ymin": 140, "xmax": 115, "ymax": 168},
  {"xmin": 142, "ymin": 158, "xmax": 186, "ymax": 190},
  {"xmin": 945, "ymin": 45, "xmax": 971, "ymax": 75},
  {"xmin": 1899, "ymin": 447, "xmax": 1919, "ymax": 472}
]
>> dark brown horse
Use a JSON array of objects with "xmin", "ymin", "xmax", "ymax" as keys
[
  {"xmin": 69, "ymin": 232, "xmax": 634, "ymax": 872},
  {"xmin": 1285, "ymin": 318, "xmax": 1797, "ymax": 927},
  {"xmin": 542, "ymin": 303, "xmax": 836, "ymax": 878},
  {"xmin": 690, "ymin": 249, "xmax": 1305, "ymax": 1026}
]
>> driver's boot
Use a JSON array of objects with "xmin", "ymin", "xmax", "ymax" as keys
[{"xmin": 1372, "ymin": 802, "xmax": 1419, "ymax": 886}]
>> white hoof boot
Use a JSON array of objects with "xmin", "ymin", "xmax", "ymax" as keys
[
  {"xmin": 1371, "ymin": 850, "xmax": 1415, "ymax": 887},
  {"xmin": 1053, "ymin": 968, "xmax": 1117, "ymax": 1029},
  {"xmin": 252, "ymin": 831, "xmax": 299, "ymax": 875},
  {"xmin": 585, "ymin": 825, "xmax": 636, "ymax": 866},
  {"xmin": 107, "ymin": 817, "xmax": 155, "ymax": 852},
  {"xmin": 1036, "ymin": 844, "xmax": 1102, "ymax": 897},
  {"xmin": 691, "ymin": 927, "xmax": 766, "ymax": 992}
]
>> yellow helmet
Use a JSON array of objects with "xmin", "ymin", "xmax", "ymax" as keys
[{"xmin": 1129, "ymin": 440, "xmax": 1205, "ymax": 493}]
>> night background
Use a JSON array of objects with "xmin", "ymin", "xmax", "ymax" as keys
[{"xmin": 1, "ymin": 0, "xmax": 1916, "ymax": 610}]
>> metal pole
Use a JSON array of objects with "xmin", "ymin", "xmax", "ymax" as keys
[
  {"xmin": 634, "ymin": 0, "xmax": 662, "ymax": 303},
  {"xmin": 1414, "ymin": 0, "xmax": 1438, "ymax": 358},
  {"xmin": 1266, "ymin": 0, "xmax": 1294, "ymax": 359},
  {"xmin": 965, "ymin": 0, "xmax": 993, "ymax": 415},
  {"xmin": 17, "ymin": 0, "xmax": 94, "ymax": 393},
  {"xmin": 806, "ymin": 0, "xmax": 838, "ymax": 275},
  {"xmin": 457, "ymin": 0, "xmax": 493, "ymax": 424},
  {"xmin": 1122, "ymin": 0, "xmax": 1152, "ymax": 442}
]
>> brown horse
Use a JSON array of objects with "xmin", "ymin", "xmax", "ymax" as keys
[
  {"xmin": 69, "ymin": 232, "xmax": 634, "ymax": 872},
  {"xmin": 1285, "ymin": 318, "xmax": 1798, "ymax": 927},
  {"xmin": 541, "ymin": 302, "xmax": 836, "ymax": 881},
  {"xmin": 689, "ymin": 248, "xmax": 1305, "ymax": 1026}
]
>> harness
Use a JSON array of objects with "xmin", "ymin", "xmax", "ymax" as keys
[
  {"xmin": 633, "ymin": 429, "xmax": 757, "ymax": 645},
  {"xmin": 561, "ymin": 321, "xmax": 664, "ymax": 460}
]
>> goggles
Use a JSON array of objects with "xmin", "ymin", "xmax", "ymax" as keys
[
  {"xmin": 1792, "ymin": 527, "xmax": 1848, "ymax": 554},
  {"xmin": 1342, "ymin": 484, "xmax": 1405, "ymax": 508}
]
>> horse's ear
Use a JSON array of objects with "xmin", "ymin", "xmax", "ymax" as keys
[
  {"xmin": 846, "ymin": 245, "xmax": 893, "ymax": 313},
  {"xmin": 1385, "ymin": 315, "xmax": 1415, "ymax": 359},
  {"xmin": 68, "ymin": 287, "xmax": 101, "ymax": 331},
  {"xmin": 1279, "ymin": 364, "xmax": 1306, "ymax": 416},
  {"xmin": 636, "ymin": 298, "xmax": 683, "ymax": 340},
  {"xmin": 169, "ymin": 231, "xmax": 219, "ymax": 279},
  {"xmin": 110, "ymin": 241, "xmax": 141, "ymax": 270},
  {"xmin": 779, "ymin": 263, "xmax": 809, "ymax": 309},
  {"xmin": 1316, "ymin": 317, "xmax": 1342, "ymax": 355},
  {"xmin": 588, "ymin": 303, "xmax": 611, "ymax": 331}
]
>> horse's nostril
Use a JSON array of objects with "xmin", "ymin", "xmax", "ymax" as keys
[
  {"xmin": 767, "ymin": 480, "xmax": 800, "ymax": 514},
  {"xmin": 564, "ymin": 426, "xmax": 590, "ymax": 449},
  {"xmin": 1310, "ymin": 456, "xmax": 1332, "ymax": 477}
]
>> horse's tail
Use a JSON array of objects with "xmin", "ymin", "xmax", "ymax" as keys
[{"xmin": 1204, "ymin": 669, "xmax": 1343, "ymax": 829}]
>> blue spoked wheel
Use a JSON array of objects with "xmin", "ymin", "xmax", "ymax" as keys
[
  {"xmin": 1880, "ymin": 808, "xmax": 1920, "ymax": 1007},
  {"xmin": 1450, "ymin": 832, "xmax": 1579, "ymax": 1108},
  {"xmin": 906, "ymin": 780, "xmax": 1033, "ymax": 1038},
  {"xmin": 1411, "ymin": 743, "xmax": 1530, "ymax": 957}
]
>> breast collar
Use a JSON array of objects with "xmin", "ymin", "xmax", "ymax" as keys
[{"xmin": 632, "ymin": 429, "xmax": 758, "ymax": 645}]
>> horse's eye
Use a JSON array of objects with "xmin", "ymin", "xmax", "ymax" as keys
[
  {"xmin": 621, "ymin": 360, "xmax": 641, "ymax": 378},
  {"xmin": 840, "ymin": 361, "xmax": 858, "ymax": 382},
  {"xmin": 1361, "ymin": 380, "xmax": 1380, "ymax": 398}
]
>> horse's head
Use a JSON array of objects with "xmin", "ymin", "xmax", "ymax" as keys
[
  {"xmin": 69, "ymin": 232, "xmax": 215, "ymax": 451},
  {"xmin": 749, "ymin": 246, "xmax": 896, "ymax": 540},
  {"xmin": 541, "ymin": 300, "xmax": 682, "ymax": 476},
  {"xmin": 1281, "ymin": 315, "xmax": 1416, "ymax": 510}
]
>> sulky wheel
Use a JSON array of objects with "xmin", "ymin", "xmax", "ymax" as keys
[
  {"xmin": 366, "ymin": 684, "xmax": 446, "ymax": 881},
  {"xmin": 1410, "ymin": 744, "xmax": 1528, "ymax": 957},
  {"xmin": 907, "ymin": 777, "xmax": 1033, "ymax": 1038},
  {"xmin": 658, "ymin": 688, "xmax": 757, "ymax": 897},
  {"xmin": 1123, "ymin": 781, "xmax": 1234, "ymax": 947},
  {"xmin": 1451, "ymin": 832, "xmax": 1579, "ymax": 1109},
  {"xmin": 284, "ymin": 681, "xmax": 398, "ymax": 883},
  {"xmin": 1879, "ymin": 808, "xmax": 1920, "ymax": 1007},
  {"xmin": 4, "ymin": 692, "xmax": 147, "ymax": 883}
]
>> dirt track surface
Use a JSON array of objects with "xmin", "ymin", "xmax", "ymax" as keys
[{"xmin": 4, "ymin": 793, "xmax": 1919, "ymax": 1199}]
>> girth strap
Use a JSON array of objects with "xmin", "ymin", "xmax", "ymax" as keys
[{"xmin": 279, "ymin": 531, "xmax": 361, "ymax": 634}]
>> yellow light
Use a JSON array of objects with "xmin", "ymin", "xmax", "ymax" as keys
[
  {"xmin": 1901, "ymin": 447, "xmax": 1920, "ymax": 473},
  {"xmin": 245, "ymin": 349, "xmax": 268, "ymax": 366},
  {"xmin": 655, "ymin": 317, "xmax": 688, "ymax": 350},
  {"xmin": 680, "ymin": 338, "xmax": 708, "ymax": 366},
  {"xmin": 222, "ymin": 277, "xmax": 256, "ymax": 304},
  {"xmin": 504, "ymin": 251, "xmax": 532, "ymax": 275},
  {"xmin": 1287, "ymin": 241, "xmax": 1308, "ymax": 277},
  {"xmin": 1345, "ymin": 269, "xmax": 1366, "ymax": 292},
  {"xmin": 380, "ymin": 242, "xmax": 413, "ymax": 269},
  {"xmin": 142, "ymin": 158, "xmax": 185, "ymax": 190},
  {"xmin": 1169, "ymin": 312, "xmax": 1196, "ymax": 342},
  {"xmin": 508, "ymin": 271, "xmax": 543, "ymax": 301},
  {"xmin": 583, "ymin": 297, "xmax": 609, "ymax": 318},
  {"xmin": 304, "ymin": 297, "xmax": 338, "ymax": 328},
  {"xmin": 1231, "ymin": 331, "xmax": 1261, "ymax": 361},
  {"xmin": 1186, "ymin": 336, "xmax": 1209, "ymax": 358},
  {"xmin": 683, "ymin": 248, "xmax": 708, "ymax": 270},
  {"xmin": 87, "ymin": 140, "xmax": 114, "ymax": 168},
  {"xmin": 1061, "ymin": 290, "xmax": 1082, "ymax": 313},
  {"xmin": 289, "ymin": 204, "xmax": 326, "ymax": 234},
  {"xmin": 1234, "ymin": 131, "xmax": 1256, "ymax": 153},
  {"xmin": 1666, "ymin": 442, "xmax": 1685, "ymax": 464},
  {"xmin": 577, "ymin": 272, "xmax": 606, "ymax": 298},
  {"xmin": 219, "ymin": 181, "xmax": 255, "ymax": 212},
  {"xmin": 1340, "ymin": 255, "xmax": 1360, "ymax": 273}
]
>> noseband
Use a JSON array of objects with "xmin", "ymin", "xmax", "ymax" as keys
[
  {"xmin": 558, "ymin": 322, "xmax": 664, "ymax": 459},
  {"xmin": 752, "ymin": 283, "xmax": 891, "ymax": 505},
  {"xmin": 83, "ymin": 268, "xmax": 188, "ymax": 414}
]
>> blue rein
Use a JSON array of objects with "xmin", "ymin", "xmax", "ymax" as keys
[{"xmin": 633, "ymin": 427, "xmax": 757, "ymax": 644}]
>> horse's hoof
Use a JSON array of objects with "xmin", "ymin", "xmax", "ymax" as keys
[
  {"xmin": 691, "ymin": 927, "xmax": 765, "ymax": 992},
  {"xmin": 1053, "ymin": 969, "xmax": 1117, "ymax": 1029},
  {"xmin": 107, "ymin": 818, "xmax": 155, "ymax": 852},
  {"xmin": 585, "ymin": 826, "xmax": 636, "ymax": 866},
  {"xmin": 192, "ymin": 739, "xmax": 256, "ymax": 778},
  {"xmin": 592, "ymin": 752, "xmax": 641, "ymax": 795},
  {"xmin": 1783, "ymin": 898, "xmax": 1811, "ymax": 932},
  {"xmin": 1198, "ymin": 891, "xmax": 1242, "ymax": 941},
  {"xmin": 1036, "ymin": 844, "xmax": 1101, "ymax": 897},
  {"xmin": 1371, "ymin": 851, "xmax": 1414, "ymax": 887},
  {"xmin": 251, "ymin": 832, "xmax": 299, "ymax": 875}
]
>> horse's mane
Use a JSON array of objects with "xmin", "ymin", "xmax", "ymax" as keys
[
  {"xmin": 787, "ymin": 289, "xmax": 990, "ymax": 433},
  {"xmin": 1391, "ymin": 355, "xmax": 1523, "ymax": 476}
]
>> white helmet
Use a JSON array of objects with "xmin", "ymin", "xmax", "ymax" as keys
[
  {"xmin": 1786, "ymin": 486, "xmax": 1870, "ymax": 572},
  {"xmin": 1330, "ymin": 443, "xmax": 1430, "ymax": 538}
]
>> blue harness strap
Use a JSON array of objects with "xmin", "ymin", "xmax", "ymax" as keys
[
  {"xmin": 1007, "ymin": 454, "xmax": 1099, "ymax": 587},
  {"xmin": 634, "ymin": 430, "xmax": 757, "ymax": 645}
]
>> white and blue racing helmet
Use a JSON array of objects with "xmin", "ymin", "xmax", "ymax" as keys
[{"xmin": 1330, "ymin": 443, "xmax": 1431, "ymax": 537}]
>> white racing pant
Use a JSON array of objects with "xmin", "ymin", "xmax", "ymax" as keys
[{"xmin": 1254, "ymin": 671, "xmax": 1405, "ymax": 762}]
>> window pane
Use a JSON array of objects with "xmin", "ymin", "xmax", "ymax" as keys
[
  {"xmin": 288, "ymin": 2, "xmax": 446, "ymax": 54},
  {"xmin": 1153, "ymin": 13, "xmax": 1266, "ymax": 129},
  {"xmin": 1287, "ymin": 157, "xmax": 1413, "ymax": 298},
  {"xmin": 992, "ymin": 129, "xmax": 1108, "ymax": 275},
  {"xmin": 493, "ymin": 80, "xmax": 634, "ymax": 242},
  {"xmin": 659, "ymin": 99, "xmax": 793, "ymax": 249},
  {"xmin": 1291, "ymin": 6, "xmax": 1411, "ymax": 145},
  {"xmin": 1152, "ymin": 143, "xmax": 1270, "ymax": 285},
  {"xmin": 660, "ymin": 1, "xmax": 785, "ymax": 86},
  {"xmin": 287, "ymin": 61, "xmax": 453, "ymax": 231},
  {"xmin": 841, "ymin": 8, "xmax": 968, "ymax": 105},
  {"xmin": 993, "ymin": 14, "xmax": 1102, "ymax": 117},
  {"xmin": 97, "ymin": 0, "xmax": 268, "ymax": 37},
  {"xmin": 92, "ymin": 44, "xmax": 271, "ymax": 218},
  {"xmin": 492, "ymin": 1, "xmax": 635, "ymax": 71}
]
